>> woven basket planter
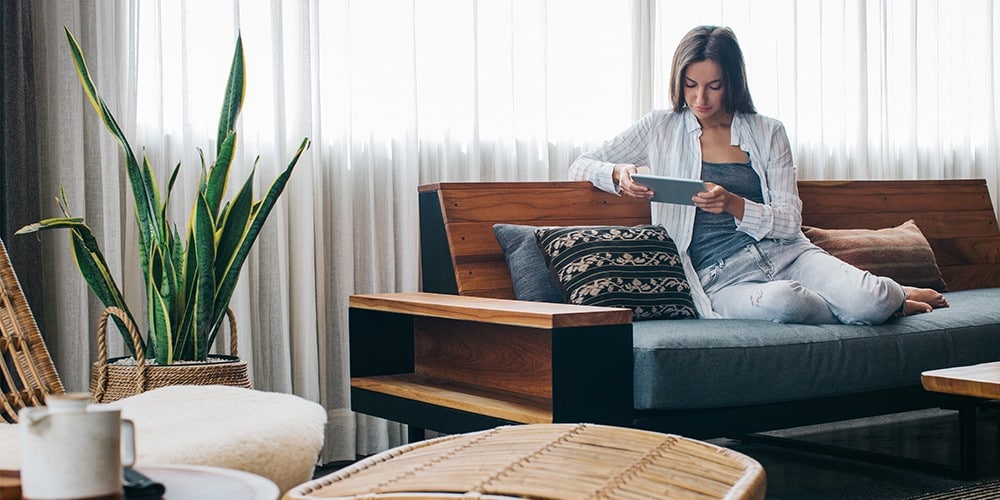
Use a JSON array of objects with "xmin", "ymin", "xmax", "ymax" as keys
[{"xmin": 89, "ymin": 306, "xmax": 252, "ymax": 403}]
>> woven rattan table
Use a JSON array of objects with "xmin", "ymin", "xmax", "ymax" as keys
[{"xmin": 285, "ymin": 424, "xmax": 765, "ymax": 499}]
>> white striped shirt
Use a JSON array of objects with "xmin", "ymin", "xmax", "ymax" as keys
[{"xmin": 569, "ymin": 108, "xmax": 803, "ymax": 318}]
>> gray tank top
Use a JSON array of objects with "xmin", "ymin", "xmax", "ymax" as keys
[{"xmin": 689, "ymin": 160, "xmax": 763, "ymax": 270}]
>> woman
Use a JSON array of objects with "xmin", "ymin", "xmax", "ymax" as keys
[{"xmin": 570, "ymin": 25, "xmax": 946, "ymax": 324}]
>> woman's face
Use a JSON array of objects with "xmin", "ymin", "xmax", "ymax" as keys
[{"xmin": 683, "ymin": 59, "xmax": 728, "ymax": 124}]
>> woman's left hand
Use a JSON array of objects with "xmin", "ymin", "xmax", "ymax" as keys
[{"xmin": 692, "ymin": 182, "xmax": 745, "ymax": 219}]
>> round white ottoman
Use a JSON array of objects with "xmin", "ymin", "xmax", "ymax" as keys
[{"xmin": 0, "ymin": 385, "xmax": 326, "ymax": 495}]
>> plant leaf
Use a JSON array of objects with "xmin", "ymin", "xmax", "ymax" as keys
[
  {"xmin": 193, "ymin": 192, "xmax": 217, "ymax": 359},
  {"xmin": 17, "ymin": 216, "xmax": 142, "ymax": 357},
  {"xmin": 15, "ymin": 218, "xmax": 86, "ymax": 234},
  {"xmin": 68, "ymin": 229, "xmax": 142, "ymax": 357},
  {"xmin": 162, "ymin": 161, "xmax": 182, "ymax": 222},
  {"xmin": 216, "ymin": 34, "xmax": 244, "ymax": 153},
  {"xmin": 210, "ymin": 137, "xmax": 310, "ymax": 340},
  {"xmin": 40, "ymin": 30, "xmax": 307, "ymax": 364},
  {"xmin": 206, "ymin": 131, "xmax": 236, "ymax": 218},
  {"xmin": 149, "ymin": 284, "xmax": 173, "ymax": 365},
  {"xmin": 214, "ymin": 160, "xmax": 256, "ymax": 283},
  {"xmin": 65, "ymin": 27, "xmax": 160, "ymax": 283},
  {"xmin": 169, "ymin": 223, "xmax": 185, "ymax": 316},
  {"xmin": 173, "ymin": 284, "xmax": 198, "ymax": 360}
]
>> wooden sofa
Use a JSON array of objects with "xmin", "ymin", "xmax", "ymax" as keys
[{"xmin": 349, "ymin": 179, "xmax": 1000, "ymax": 468}]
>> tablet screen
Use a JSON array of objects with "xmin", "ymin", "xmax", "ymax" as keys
[{"xmin": 631, "ymin": 174, "xmax": 707, "ymax": 206}]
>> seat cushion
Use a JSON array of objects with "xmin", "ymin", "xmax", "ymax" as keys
[
  {"xmin": 112, "ymin": 385, "xmax": 326, "ymax": 494},
  {"xmin": 0, "ymin": 385, "xmax": 327, "ymax": 495},
  {"xmin": 633, "ymin": 288, "xmax": 1000, "ymax": 410}
]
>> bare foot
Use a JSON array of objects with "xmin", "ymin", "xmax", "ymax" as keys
[
  {"xmin": 896, "ymin": 299, "xmax": 933, "ymax": 317},
  {"xmin": 903, "ymin": 286, "xmax": 949, "ymax": 309}
]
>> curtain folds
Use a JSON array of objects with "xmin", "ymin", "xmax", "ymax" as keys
[
  {"xmin": 1, "ymin": 0, "xmax": 45, "ymax": 331},
  {"xmin": 27, "ymin": 0, "xmax": 136, "ymax": 394},
  {"xmin": 23, "ymin": 0, "xmax": 999, "ymax": 464}
]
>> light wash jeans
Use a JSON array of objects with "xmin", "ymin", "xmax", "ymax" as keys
[{"xmin": 697, "ymin": 237, "xmax": 906, "ymax": 325}]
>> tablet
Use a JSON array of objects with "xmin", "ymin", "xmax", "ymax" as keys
[{"xmin": 631, "ymin": 174, "xmax": 707, "ymax": 205}]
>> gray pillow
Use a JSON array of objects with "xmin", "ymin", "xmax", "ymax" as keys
[{"xmin": 492, "ymin": 224, "xmax": 565, "ymax": 303}]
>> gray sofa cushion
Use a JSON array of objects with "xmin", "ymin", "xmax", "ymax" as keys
[{"xmin": 633, "ymin": 288, "xmax": 1000, "ymax": 410}]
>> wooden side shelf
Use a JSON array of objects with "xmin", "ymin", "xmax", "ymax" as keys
[
  {"xmin": 351, "ymin": 374, "xmax": 552, "ymax": 424},
  {"xmin": 348, "ymin": 292, "xmax": 634, "ymax": 434}
]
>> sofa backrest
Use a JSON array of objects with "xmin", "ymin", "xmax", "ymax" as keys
[
  {"xmin": 797, "ymin": 180, "xmax": 999, "ymax": 290},
  {"xmin": 418, "ymin": 179, "xmax": 999, "ymax": 297},
  {"xmin": 418, "ymin": 181, "xmax": 645, "ymax": 299}
]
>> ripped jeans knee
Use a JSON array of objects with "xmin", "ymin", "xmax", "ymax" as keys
[{"xmin": 713, "ymin": 280, "xmax": 839, "ymax": 324}]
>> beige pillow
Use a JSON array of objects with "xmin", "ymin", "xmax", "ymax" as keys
[{"xmin": 802, "ymin": 219, "xmax": 948, "ymax": 292}]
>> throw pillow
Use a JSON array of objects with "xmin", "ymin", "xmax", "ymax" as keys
[
  {"xmin": 802, "ymin": 219, "xmax": 948, "ymax": 292},
  {"xmin": 493, "ymin": 224, "xmax": 565, "ymax": 303},
  {"xmin": 535, "ymin": 224, "xmax": 697, "ymax": 320}
]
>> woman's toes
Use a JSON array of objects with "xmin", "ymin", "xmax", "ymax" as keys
[
  {"xmin": 903, "ymin": 286, "xmax": 949, "ymax": 309},
  {"xmin": 900, "ymin": 299, "xmax": 933, "ymax": 316}
]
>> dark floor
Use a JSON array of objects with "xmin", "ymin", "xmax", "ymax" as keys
[
  {"xmin": 716, "ymin": 407, "xmax": 1000, "ymax": 499},
  {"xmin": 315, "ymin": 407, "xmax": 1000, "ymax": 499}
]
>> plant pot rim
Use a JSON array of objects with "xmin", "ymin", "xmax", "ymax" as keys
[
  {"xmin": 91, "ymin": 354, "xmax": 252, "ymax": 403},
  {"xmin": 105, "ymin": 354, "xmax": 243, "ymax": 366}
]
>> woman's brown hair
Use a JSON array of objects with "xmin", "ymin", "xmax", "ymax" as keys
[{"xmin": 669, "ymin": 26, "xmax": 756, "ymax": 114}]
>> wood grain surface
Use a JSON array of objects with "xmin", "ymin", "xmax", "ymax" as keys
[
  {"xmin": 429, "ymin": 179, "xmax": 1000, "ymax": 295},
  {"xmin": 351, "ymin": 374, "xmax": 552, "ymax": 424},
  {"xmin": 798, "ymin": 179, "xmax": 1000, "ymax": 290},
  {"xmin": 414, "ymin": 318, "xmax": 552, "ymax": 399},
  {"xmin": 922, "ymin": 362, "xmax": 1000, "ymax": 399},
  {"xmin": 349, "ymin": 293, "xmax": 632, "ymax": 329}
]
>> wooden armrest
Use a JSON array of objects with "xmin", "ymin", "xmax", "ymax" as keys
[{"xmin": 349, "ymin": 292, "xmax": 632, "ymax": 329}]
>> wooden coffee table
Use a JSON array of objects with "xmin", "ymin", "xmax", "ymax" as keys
[{"xmin": 921, "ymin": 361, "xmax": 1000, "ymax": 479}]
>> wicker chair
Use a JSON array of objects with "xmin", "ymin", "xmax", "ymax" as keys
[
  {"xmin": 0, "ymin": 238, "xmax": 327, "ymax": 494},
  {"xmin": 0, "ymin": 238, "xmax": 64, "ymax": 423}
]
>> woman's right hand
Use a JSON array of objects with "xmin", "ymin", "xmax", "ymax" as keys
[{"xmin": 614, "ymin": 164, "xmax": 652, "ymax": 199}]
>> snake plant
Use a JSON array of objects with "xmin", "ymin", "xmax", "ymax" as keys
[{"xmin": 18, "ymin": 28, "xmax": 309, "ymax": 365}]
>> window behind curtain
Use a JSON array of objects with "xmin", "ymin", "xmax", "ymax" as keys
[
  {"xmin": 134, "ymin": 1, "xmax": 997, "ymax": 188},
  {"xmin": 134, "ymin": 0, "xmax": 635, "ymax": 184}
]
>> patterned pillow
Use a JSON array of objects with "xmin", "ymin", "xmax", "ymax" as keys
[
  {"xmin": 802, "ymin": 219, "xmax": 948, "ymax": 292},
  {"xmin": 493, "ymin": 224, "xmax": 565, "ymax": 303},
  {"xmin": 535, "ymin": 225, "xmax": 696, "ymax": 320}
]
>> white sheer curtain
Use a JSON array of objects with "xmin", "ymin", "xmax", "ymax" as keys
[
  {"xmin": 651, "ymin": 0, "xmax": 999, "ymax": 212},
  {"xmin": 30, "ymin": 0, "xmax": 998, "ymax": 464},
  {"xmin": 30, "ymin": 0, "xmax": 137, "ymax": 397}
]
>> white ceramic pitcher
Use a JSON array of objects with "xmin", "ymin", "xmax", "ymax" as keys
[{"xmin": 19, "ymin": 392, "xmax": 135, "ymax": 500}]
